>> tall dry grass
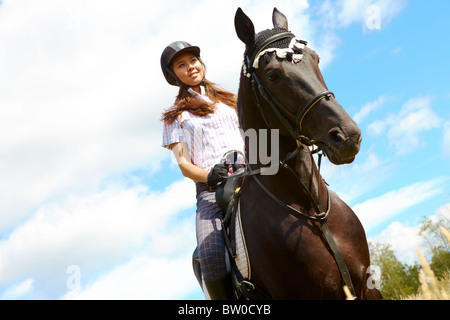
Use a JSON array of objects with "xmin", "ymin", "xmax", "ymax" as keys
[
  {"xmin": 404, "ymin": 226, "xmax": 450, "ymax": 300},
  {"xmin": 441, "ymin": 226, "xmax": 450, "ymax": 243}
]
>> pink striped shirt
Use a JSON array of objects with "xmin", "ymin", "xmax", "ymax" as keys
[{"xmin": 162, "ymin": 89, "xmax": 245, "ymax": 171}]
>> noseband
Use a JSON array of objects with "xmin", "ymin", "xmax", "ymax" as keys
[{"xmin": 244, "ymin": 32, "xmax": 334, "ymax": 145}]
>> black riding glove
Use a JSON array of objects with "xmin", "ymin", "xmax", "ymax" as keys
[{"xmin": 206, "ymin": 163, "xmax": 229, "ymax": 187}]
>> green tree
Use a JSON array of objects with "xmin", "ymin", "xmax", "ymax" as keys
[
  {"xmin": 368, "ymin": 242, "xmax": 420, "ymax": 299},
  {"xmin": 367, "ymin": 206, "xmax": 450, "ymax": 299}
]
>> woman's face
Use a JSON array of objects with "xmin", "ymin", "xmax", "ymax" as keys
[{"xmin": 172, "ymin": 52, "xmax": 204, "ymax": 87}]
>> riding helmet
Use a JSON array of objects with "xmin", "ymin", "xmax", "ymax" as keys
[{"xmin": 161, "ymin": 41, "xmax": 201, "ymax": 86}]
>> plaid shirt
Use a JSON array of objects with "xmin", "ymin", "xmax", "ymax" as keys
[{"xmin": 162, "ymin": 89, "xmax": 245, "ymax": 171}]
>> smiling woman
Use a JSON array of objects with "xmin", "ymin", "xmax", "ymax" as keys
[
  {"xmin": 160, "ymin": 40, "xmax": 245, "ymax": 300},
  {"xmin": 172, "ymin": 53, "xmax": 205, "ymax": 89}
]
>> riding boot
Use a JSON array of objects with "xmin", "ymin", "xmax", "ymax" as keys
[{"xmin": 204, "ymin": 274, "xmax": 234, "ymax": 300}]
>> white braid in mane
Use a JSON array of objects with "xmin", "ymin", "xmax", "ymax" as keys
[{"xmin": 243, "ymin": 38, "xmax": 306, "ymax": 78}]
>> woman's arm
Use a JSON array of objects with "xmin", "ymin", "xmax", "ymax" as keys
[{"xmin": 170, "ymin": 142, "xmax": 209, "ymax": 183}]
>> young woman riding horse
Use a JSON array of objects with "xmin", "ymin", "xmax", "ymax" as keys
[{"xmin": 161, "ymin": 41, "xmax": 244, "ymax": 299}]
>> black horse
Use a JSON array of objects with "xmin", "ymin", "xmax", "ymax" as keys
[{"xmin": 227, "ymin": 8, "xmax": 381, "ymax": 300}]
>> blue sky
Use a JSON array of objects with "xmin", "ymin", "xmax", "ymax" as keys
[{"xmin": 0, "ymin": 0, "xmax": 449, "ymax": 300}]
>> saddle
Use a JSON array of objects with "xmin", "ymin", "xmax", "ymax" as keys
[{"xmin": 192, "ymin": 164, "xmax": 270, "ymax": 300}]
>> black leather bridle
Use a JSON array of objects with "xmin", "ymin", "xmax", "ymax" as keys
[{"xmin": 244, "ymin": 32, "xmax": 335, "ymax": 145}]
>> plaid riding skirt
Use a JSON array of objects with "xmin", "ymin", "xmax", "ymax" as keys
[{"xmin": 195, "ymin": 182, "xmax": 227, "ymax": 281}]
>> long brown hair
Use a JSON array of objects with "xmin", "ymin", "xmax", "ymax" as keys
[{"xmin": 161, "ymin": 58, "xmax": 237, "ymax": 124}]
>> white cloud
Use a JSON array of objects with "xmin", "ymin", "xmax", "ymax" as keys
[
  {"xmin": 0, "ymin": 0, "xmax": 173, "ymax": 233},
  {"xmin": 353, "ymin": 178, "xmax": 445, "ymax": 232},
  {"xmin": 63, "ymin": 255, "xmax": 198, "ymax": 300},
  {"xmin": 370, "ymin": 222, "xmax": 423, "ymax": 265},
  {"xmin": 353, "ymin": 95, "xmax": 389, "ymax": 124},
  {"xmin": 0, "ymin": 179, "xmax": 196, "ymax": 299},
  {"xmin": 0, "ymin": 278, "xmax": 34, "ymax": 300},
  {"xmin": 392, "ymin": 47, "xmax": 402, "ymax": 55},
  {"xmin": 369, "ymin": 203, "xmax": 450, "ymax": 265},
  {"xmin": 368, "ymin": 96, "xmax": 442, "ymax": 155},
  {"xmin": 321, "ymin": 150, "xmax": 392, "ymax": 205},
  {"xmin": 308, "ymin": 0, "xmax": 407, "ymax": 68},
  {"xmin": 436, "ymin": 203, "xmax": 450, "ymax": 219},
  {"xmin": 318, "ymin": 0, "xmax": 407, "ymax": 30}
]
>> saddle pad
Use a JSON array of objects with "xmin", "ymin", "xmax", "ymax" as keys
[{"xmin": 234, "ymin": 200, "xmax": 251, "ymax": 280}]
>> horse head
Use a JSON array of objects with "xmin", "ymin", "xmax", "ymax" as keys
[{"xmin": 235, "ymin": 7, "xmax": 362, "ymax": 165}]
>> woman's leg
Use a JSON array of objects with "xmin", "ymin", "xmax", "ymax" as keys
[
  {"xmin": 195, "ymin": 183, "xmax": 233, "ymax": 299},
  {"xmin": 196, "ymin": 184, "xmax": 227, "ymax": 280}
]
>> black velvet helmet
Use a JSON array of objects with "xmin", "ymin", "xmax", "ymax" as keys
[{"xmin": 161, "ymin": 41, "xmax": 201, "ymax": 86}]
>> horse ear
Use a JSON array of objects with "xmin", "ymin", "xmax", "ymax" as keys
[
  {"xmin": 235, "ymin": 7, "xmax": 255, "ymax": 47},
  {"xmin": 272, "ymin": 7, "xmax": 289, "ymax": 30}
]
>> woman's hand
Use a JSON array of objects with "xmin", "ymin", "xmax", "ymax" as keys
[{"xmin": 206, "ymin": 163, "xmax": 229, "ymax": 186}]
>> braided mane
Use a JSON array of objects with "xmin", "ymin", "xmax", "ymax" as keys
[{"xmin": 247, "ymin": 27, "xmax": 292, "ymax": 57}]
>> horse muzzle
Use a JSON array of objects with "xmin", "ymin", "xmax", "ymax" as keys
[{"xmin": 317, "ymin": 125, "xmax": 362, "ymax": 165}]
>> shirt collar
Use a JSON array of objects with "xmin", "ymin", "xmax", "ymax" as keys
[{"xmin": 188, "ymin": 86, "xmax": 207, "ymax": 100}]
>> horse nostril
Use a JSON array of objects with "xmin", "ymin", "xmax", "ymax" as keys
[{"xmin": 329, "ymin": 128, "xmax": 346, "ymax": 145}]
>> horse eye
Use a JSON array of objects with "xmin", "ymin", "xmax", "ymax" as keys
[{"xmin": 267, "ymin": 71, "xmax": 279, "ymax": 81}]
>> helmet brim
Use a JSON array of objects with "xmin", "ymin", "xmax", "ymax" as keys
[{"xmin": 168, "ymin": 46, "xmax": 201, "ymax": 67}]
